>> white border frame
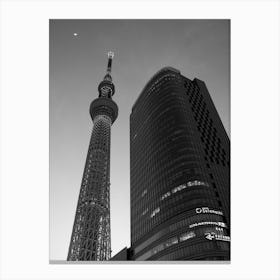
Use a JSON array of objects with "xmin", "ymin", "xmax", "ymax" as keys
[{"xmin": 1, "ymin": 0, "xmax": 280, "ymax": 279}]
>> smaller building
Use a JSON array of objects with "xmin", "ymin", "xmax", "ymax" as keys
[{"xmin": 110, "ymin": 247, "xmax": 131, "ymax": 261}]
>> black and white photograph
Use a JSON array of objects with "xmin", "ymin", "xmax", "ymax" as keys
[
  {"xmin": 1, "ymin": 0, "xmax": 280, "ymax": 279},
  {"xmin": 50, "ymin": 19, "xmax": 230, "ymax": 262}
]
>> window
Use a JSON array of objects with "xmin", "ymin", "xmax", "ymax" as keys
[
  {"xmin": 172, "ymin": 184, "xmax": 187, "ymax": 193},
  {"xmin": 150, "ymin": 207, "xmax": 160, "ymax": 218},
  {"xmin": 165, "ymin": 237, "xmax": 178, "ymax": 247},
  {"xmin": 161, "ymin": 191, "xmax": 171, "ymax": 201},
  {"xmin": 179, "ymin": 231, "xmax": 196, "ymax": 242},
  {"xmin": 152, "ymin": 243, "xmax": 164, "ymax": 255},
  {"xmin": 142, "ymin": 208, "xmax": 148, "ymax": 216},
  {"xmin": 186, "ymin": 180, "xmax": 209, "ymax": 187},
  {"xmin": 189, "ymin": 221, "xmax": 227, "ymax": 229},
  {"xmin": 141, "ymin": 189, "xmax": 147, "ymax": 197}
]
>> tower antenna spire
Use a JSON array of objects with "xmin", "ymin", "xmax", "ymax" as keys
[
  {"xmin": 98, "ymin": 51, "xmax": 116, "ymax": 98},
  {"xmin": 106, "ymin": 51, "xmax": 114, "ymax": 74}
]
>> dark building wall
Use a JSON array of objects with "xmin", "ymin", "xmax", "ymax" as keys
[{"xmin": 130, "ymin": 67, "xmax": 230, "ymax": 261}]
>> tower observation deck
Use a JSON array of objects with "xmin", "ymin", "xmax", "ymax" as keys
[{"xmin": 67, "ymin": 52, "xmax": 118, "ymax": 261}]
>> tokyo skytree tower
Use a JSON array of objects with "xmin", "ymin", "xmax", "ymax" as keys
[{"xmin": 67, "ymin": 52, "xmax": 118, "ymax": 261}]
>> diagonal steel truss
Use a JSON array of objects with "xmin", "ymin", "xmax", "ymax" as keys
[{"xmin": 67, "ymin": 115, "xmax": 112, "ymax": 261}]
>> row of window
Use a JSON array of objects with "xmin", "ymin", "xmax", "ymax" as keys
[
  {"xmin": 138, "ymin": 183, "xmax": 214, "ymax": 220},
  {"xmin": 189, "ymin": 221, "xmax": 226, "ymax": 229},
  {"xmin": 131, "ymin": 103, "xmax": 190, "ymax": 156},
  {"xmin": 143, "ymin": 180, "xmax": 210, "ymax": 218},
  {"xmin": 131, "ymin": 72, "xmax": 181, "ymax": 124},
  {"xmin": 185, "ymin": 81, "xmax": 229, "ymax": 167},
  {"xmin": 155, "ymin": 240, "xmax": 229, "ymax": 260},
  {"xmin": 132, "ymin": 172, "xmax": 202, "ymax": 205},
  {"xmin": 132, "ymin": 170, "xmax": 207, "ymax": 210},
  {"xmin": 134, "ymin": 211, "xmax": 227, "ymax": 254},
  {"xmin": 132, "ymin": 196, "xmax": 222, "ymax": 241},
  {"xmin": 160, "ymin": 180, "xmax": 209, "ymax": 201},
  {"xmin": 131, "ymin": 83, "xmax": 182, "ymax": 135},
  {"xmin": 136, "ymin": 226, "xmax": 230, "ymax": 260},
  {"xmin": 131, "ymin": 95, "xmax": 188, "ymax": 139},
  {"xmin": 131, "ymin": 95, "xmax": 193, "ymax": 149},
  {"xmin": 131, "ymin": 143, "xmax": 198, "ymax": 179},
  {"xmin": 131, "ymin": 159, "xmax": 204, "ymax": 201},
  {"xmin": 150, "ymin": 207, "xmax": 160, "ymax": 218},
  {"xmin": 151, "ymin": 231, "xmax": 196, "ymax": 256}
]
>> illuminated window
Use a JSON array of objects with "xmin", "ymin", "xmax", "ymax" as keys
[
  {"xmin": 186, "ymin": 180, "xmax": 209, "ymax": 187},
  {"xmin": 160, "ymin": 191, "xmax": 171, "ymax": 201},
  {"xmin": 189, "ymin": 221, "xmax": 227, "ymax": 228},
  {"xmin": 141, "ymin": 208, "xmax": 148, "ymax": 216},
  {"xmin": 152, "ymin": 243, "xmax": 164, "ymax": 255},
  {"xmin": 150, "ymin": 207, "xmax": 160, "ymax": 218},
  {"xmin": 179, "ymin": 231, "xmax": 196, "ymax": 242},
  {"xmin": 161, "ymin": 181, "xmax": 209, "ymax": 202},
  {"xmin": 172, "ymin": 184, "xmax": 187, "ymax": 193},
  {"xmin": 165, "ymin": 237, "xmax": 178, "ymax": 248},
  {"xmin": 218, "ymin": 222, "xmax": 226, "ymax": 227},
  {"xmin": 141, "ymin": 189, "xmax": 147, "ymax": 197},
  {"xmin": 215, "ymin": 227, "xmax": 224, "ymax": 233}
]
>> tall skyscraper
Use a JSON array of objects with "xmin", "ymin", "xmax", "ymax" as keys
[
  {"xmin": 67, "ymin": 52, "xmax": 118, "ymax": 261},
  {"xmin": 130, "ymin": 67, "xmax": 230, "ymax": 260}
]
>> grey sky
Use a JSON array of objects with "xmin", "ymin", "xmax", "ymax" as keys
[{"xmin": 50, "ymin": 19, "xmax": 230, "ymax": 260}]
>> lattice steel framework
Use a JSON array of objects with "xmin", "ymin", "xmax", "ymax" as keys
[{"xmin": 67, "ymin": 52, "xmax": 118, "ymax": 261}]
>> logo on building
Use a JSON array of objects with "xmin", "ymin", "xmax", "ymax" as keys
[
  {"xmin": 195, "ymin": 207, "xmax": 223, "ymax": 216},
  {"xmin": 205, "ymin": 232, "xmax": 230, "ymax": 242}
]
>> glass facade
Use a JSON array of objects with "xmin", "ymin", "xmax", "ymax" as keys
[{"xmin": 130, "ymin": 67, "xmax": 230, "ymax": 260}]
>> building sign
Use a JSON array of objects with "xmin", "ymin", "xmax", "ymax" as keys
[
  {"xmin": 205, "ymin": 232, "xmax": 230, "ymax": 242},
  {"xmin": 195, "ymin": 207, "xmax": 223, "ymax": 216}
]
